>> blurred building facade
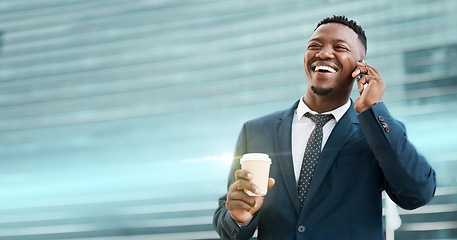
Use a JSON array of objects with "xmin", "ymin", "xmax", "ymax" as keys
[{"xmin": 0, "ymin": 0, "xmax": 456, "ymax": 239}]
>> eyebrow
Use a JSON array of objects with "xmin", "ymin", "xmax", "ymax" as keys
[{"xmin": 308, "ymin": 38, "xmax": 350, "ymax": 44}]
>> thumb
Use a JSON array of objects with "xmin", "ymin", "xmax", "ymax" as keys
[
  {"xmin": 354, "ymin": 97, "xmax": 368, "ymax": 113},
  {"xmin": 267, "ymin": 178, "xmax": 275, "ymax": 190}
]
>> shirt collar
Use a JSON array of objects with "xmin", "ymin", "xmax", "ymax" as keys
[{"xmin": 296, "ymin": 97, "xmax": 351, "ymax": 122}]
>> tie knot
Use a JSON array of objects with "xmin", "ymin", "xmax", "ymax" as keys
[{"xmin": 305, "ymin": 112, "xmax": 333, "ymax": 127}]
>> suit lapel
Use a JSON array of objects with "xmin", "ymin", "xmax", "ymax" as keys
[
  {"xmin": 274, "ymin": 101, "xmax": 301, "ymax": 215},
  {"xmin": 300, "ymin": 103, "xmax": 360, "ymax": 213}
]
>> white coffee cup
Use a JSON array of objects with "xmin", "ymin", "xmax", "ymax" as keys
[{"xmin": 240, "ymin": 153, "xmax": 272, "ymax": 196}]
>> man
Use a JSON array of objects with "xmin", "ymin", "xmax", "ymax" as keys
[{"xmin": 213, "ymin": 16, "xmax": 436, "ymax": 240}]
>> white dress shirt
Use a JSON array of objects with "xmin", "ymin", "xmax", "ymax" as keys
[
  {"xmin": 292, "ymin": 97, "xmax": 351, "ymax": 184},
  {"xmin": 236, "ymin": 97, "xmax": 351, "ymax": 227}
]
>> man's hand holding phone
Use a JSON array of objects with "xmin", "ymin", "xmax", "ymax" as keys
[{"xmin": 352, "ymin": 61, "xmax": 386, "ymax": 113}]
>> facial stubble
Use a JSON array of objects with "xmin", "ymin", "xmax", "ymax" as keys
[{"xmin": 311, "ymin": 86, "xmax": 334, "ymax": 96}]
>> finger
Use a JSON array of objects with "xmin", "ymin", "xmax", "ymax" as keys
[
  {"xmin": 227, "ymin": 190, "xmax": 256, "ymax": 205},
  {"xmin": 229, "ymin": 179, "xmax": 262, "ymax": 197},
  {"xmin": 352, "ymin": 61, "xmax": 367, "ymax": 78},
  {"xmin": 226, "ymin": 196, "xmax": 255, "ymax": 212},
  {"xmin": 357, "ymin": 62, "xmax": 381, "ymax": 77},
  {"xmin": 227, "ymin": 191, "xmax": 257, "ymax": 208},
  {"xmin": 229, "ymin": 179, "xmax": 251, "ymax": 192},
  {"xmin": 357, "ymin": 75, "xmax": 368, "ymax": 94},
  {"xmin": 235, "ymin": 169, "xmax": 253, "ymax": 181},
  {"xmin": 361, "ymin": 75, "xmax": 381, "ymax": 88},
  {"xmin": 245, "ymin": 182, "xmax": 261, "ymax": 196},
  {"xmin": 233, "ymin": 171, "xmax": 261, "ymax": 195},
  {"xmin": 358, "ymin": 66, "xmax": 370, "ymax": 76},
  {"xmin": 352, "ymin": 67, "xmax": 370, "ymax": 79},
  {"xmin": 358, "ymin": 79, "xmax": 364, "ymax": 93},
  {"xmin": 352, "ymin": 68, "xmax": 360, "ymax": 78},
  {"xmin": 356, "ymin": 61, "xmax": 367, "ymax": 67},
  {"xmin": 359, "ymin": 75, "xmax": 381, "ymax": 95}
]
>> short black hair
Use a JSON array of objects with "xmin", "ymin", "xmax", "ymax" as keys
[{"xmin": 315, "ymin": 15, "xmax": 367, "ymax": 53}]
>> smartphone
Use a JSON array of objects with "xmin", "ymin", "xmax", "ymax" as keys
[{"xmin": 354, "ymin": 59, "xmax": 366, "ymax": 81}]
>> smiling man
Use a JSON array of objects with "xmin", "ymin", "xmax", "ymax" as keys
[{"xmin": 213, "ymin": 16, "xmax": 436, "ymax": 240}]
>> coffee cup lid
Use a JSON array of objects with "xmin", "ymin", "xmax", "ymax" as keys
[{"xmin": 240, "ymin": 153, "xmax": 271, "ymax": 163}]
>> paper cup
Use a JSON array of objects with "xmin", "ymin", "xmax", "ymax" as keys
[{"xmin": 240, "ymin": 153, "xmax": 272, "ymax": 196}]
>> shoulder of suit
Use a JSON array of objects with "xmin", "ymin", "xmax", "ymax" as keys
[
  {"xmin": 244, "ymin": 101, "xmax": 298, "ymax": 125},
  {"xmin": 247, "ymin": 109, "xmax": 285, "ymax": 123}
]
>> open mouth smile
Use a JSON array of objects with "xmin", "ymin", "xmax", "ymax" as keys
[
  {"xmin": 310, "ymin": 61, "xmax": 339, "ymax": 74},
  {"xmin": 314, "ymin": 65, "xmax": 337, "ymax": 73}
]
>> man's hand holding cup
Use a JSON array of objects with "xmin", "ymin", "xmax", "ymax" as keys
[{"xmin": 226, "ymin": 153, "xmax": 275, "ymax": 224}]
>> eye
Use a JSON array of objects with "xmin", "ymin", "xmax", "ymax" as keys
[
  {"xmin": 307, "ymin": 43, "xmax": 321, "ymax": 49},
  {"xmin": 335, "ymin": 45, "xmax": 349, "ymax": 51}
]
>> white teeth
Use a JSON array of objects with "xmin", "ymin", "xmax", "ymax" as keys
[{"xmin": 315, "ymin": 65, "xmax": 336, "ymax": 73}]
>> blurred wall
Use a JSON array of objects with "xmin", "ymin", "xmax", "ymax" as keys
[{"xmin": 0, "ymin": 0, "xmax": 456, "ymax": 239}]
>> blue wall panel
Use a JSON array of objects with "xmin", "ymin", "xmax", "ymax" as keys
[{"xmin": 0, "ymin": 0, "xmax": 456, "ymax": 239}]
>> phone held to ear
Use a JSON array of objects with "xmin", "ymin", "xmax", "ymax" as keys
[{"xmin": 354, "ymin": 59, "xmax": 367, "ymax": 90}]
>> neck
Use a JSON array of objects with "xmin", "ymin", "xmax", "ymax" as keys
[{"xmin": 303, "ymin": 90, "xmax": 350, "ymax": 113}]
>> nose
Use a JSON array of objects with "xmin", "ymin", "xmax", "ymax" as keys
[{"xmin": 316, "ymin": 46, "xmax": 334, "ymax": 59}]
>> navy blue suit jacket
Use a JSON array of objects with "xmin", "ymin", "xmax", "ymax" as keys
[{"xmin": 214, "ymin": 100, "xmax": 436, "ymax": 240}]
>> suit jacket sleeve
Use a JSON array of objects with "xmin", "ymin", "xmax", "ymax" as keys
[
  {"xmin": 357, "ymin": 102, "xmax": 436, "ymax": 210},
  {"xmin": 213, "ymin": 123, "xmax": 259, "ymax": 240}
]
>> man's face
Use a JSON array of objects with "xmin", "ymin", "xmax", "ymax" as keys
[{"xmin": 304, "ymin": 23, "xmax": 365, "ymax": 97}]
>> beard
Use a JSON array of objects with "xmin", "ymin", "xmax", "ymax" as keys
[{"xmin": 311, "ymin": 86, "xmax": 333, "ymax": 96}]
